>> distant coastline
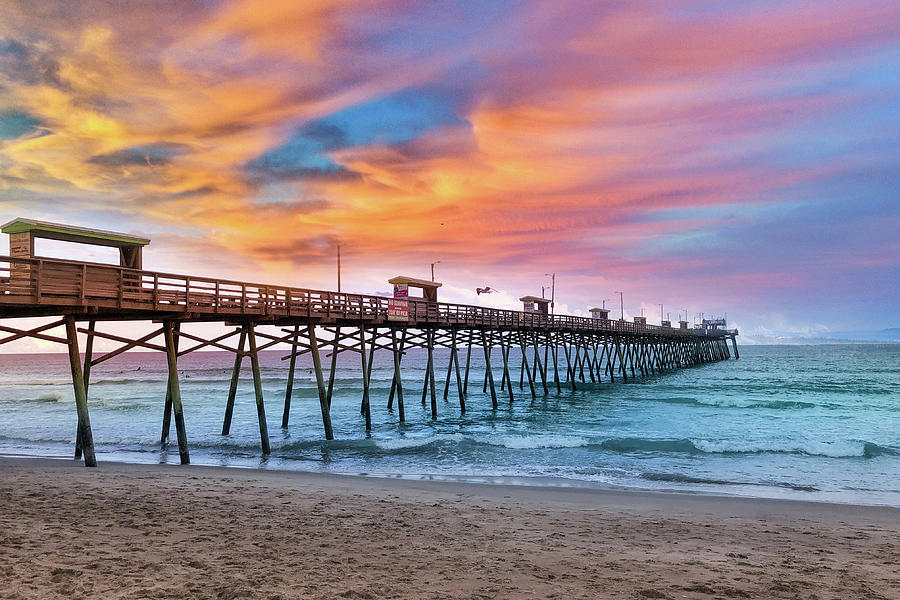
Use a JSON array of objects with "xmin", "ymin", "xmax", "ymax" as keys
[{"xmin": 739, "ymin": 328, "xmax": 900, "ymax": 345}]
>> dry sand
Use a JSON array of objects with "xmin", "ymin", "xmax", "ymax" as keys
[{"xmin": 0, "ymin": 457, "xmax": 897, "ymax": 600}]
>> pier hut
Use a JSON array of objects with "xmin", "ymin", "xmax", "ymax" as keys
[
  {"xmin": 388, "ymin": 275, "xmax": 441, "ymax": 321},
  {"xmin": 679, "ymin": 320, "xmax": 690, "ymax": 329},
  {"xmin": 633, "ymin": 316, "xmax": 647, "ymax": 326},
  {"xmin": 388, "ymin": 275, "xmax": 441, "ymax": 302},
  {"xmin": 520, "ymin": 296, "xmax": 550, "ymax": 315},
  {"xmin": 702, "ymin": 318, "xmax": 726, "ymax": 331},
  {"xmin": 589, "ymin": 307, "xmax": 611, "ymax": 320},
  {"xmin": 661, "ymin": 320, "xmax": 672, "ymax": 327},
  {"xmin": 1, "ymin": 217, "xmax": 150, "ymax": 268}
]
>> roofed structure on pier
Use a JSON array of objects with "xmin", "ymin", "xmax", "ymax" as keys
[
  {"xmin": 520, "ymin": 295, "xmax": 550, "ymax": 315},
  {"xmin": 1, "ymin": 217, "xmax": 150, "ymax": 269},
  {"xmin": 589, "ymin": 307, "xmax": 610, "ymax": 320},
  {"xmin": 388, "ymin": 275, "xmax": 441, "ymax": 302}
]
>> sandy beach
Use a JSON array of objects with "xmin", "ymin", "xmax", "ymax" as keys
[{"xmin": 0, "ymin": 457, "xmax": 897, "ymax": 600}]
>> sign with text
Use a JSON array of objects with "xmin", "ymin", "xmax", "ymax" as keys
[
  {"xmin": 393, "ymin": 283, "xmax": 408, "ymax": 298},
  {"xmin": 387, "ymin": 298, "xmax": 409, "ymax": 321}
]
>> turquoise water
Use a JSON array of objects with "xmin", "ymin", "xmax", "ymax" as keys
[{"xmin": 1, "ymin": 344, "xmax": 898, "ymax": 505}]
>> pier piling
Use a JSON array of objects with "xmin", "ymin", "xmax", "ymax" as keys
[
  {"xmin": 163, "ymin": 321, "xmax": 189, "ymax": 464},
  {"xmin": 65, "ymin": 316, "xmax": 96, "ymax": 467}
]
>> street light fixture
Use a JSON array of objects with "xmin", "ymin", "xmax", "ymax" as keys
[
  {"xmin": 544, "ymin": 272, "xmax": 556, "ymax": 315},
  {"xmin": 430, "ymin": 260, "xmax": 441, "ymax": 282}
]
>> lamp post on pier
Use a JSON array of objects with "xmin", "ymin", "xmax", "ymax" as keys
[
  {"xmin": 431, "ymin": 260, "xmax": 441, "ymax": 282},
  {"xmin": 544, "ymin": 272, "xmax": 555, "ymax": 315},
  {"xmin": 615, "ymin": 291, "xmax": 624, "ymax": 320}
]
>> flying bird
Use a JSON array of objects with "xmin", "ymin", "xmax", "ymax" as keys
[{"xmin": 476, "ymin": 287, "xmax": 496, "ymax": 296}]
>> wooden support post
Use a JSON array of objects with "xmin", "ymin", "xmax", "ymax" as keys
[
  {"xmin": 363, "ymin": 327, "xmax": 376, "ymax": 414},
  {"xmin": 160, "ymin": 321, "xmax": 181, "ymax": 444},
  {"xmin": 562, "ymin": 339, "xmax": 576, "ymax": 391},
  {"xmin": 578, "ymin": 340, "xmax": 589, "ymax": 382},
  {"xmin": 247, "ymin": 324, "xmax": 271, "ymax": 454},
  {"xmin": 388, "ymin": 329, "xmax": 407, "ymax": 410},
  {"xmin": 571, "ymin": 338, "xmax": 581, "ymax": 381},
  {"xmin": 222, "ymin": 328, "xmax": 246, "ymax": 435},
  {"xmin": 308, "ymin": 325, "xmax": 334, "ymax": 440},
  {"xmin": 628, "ymin": 341, "xmax": 637, "ymax": 377},
  {"xmin": 482, "ymin": 331, "xmax": 498, "ymax": 408},
  {"xmin": 606, "ymin": 340, "xmax": 614, "ymax": 377},
  {"xmin": 551, "ymin": 333, "xmax": 562, "ymax": 392},
  {"xmin": 731, "ymin": 335, "xmax": 740, "ymax": 359},
  {"xmin": 75, "ymin": 319, "xmax": 95, "ymax": 459},
  {"xmin": 422, "ymin": 329, "xmax": 432, "ymax": 407},
  {"xmin": 459, "ymin": 339, "xmax": 471, "ymax": 395},
  {"xmin": 163, "ymin": 321, "xmax": 190, "ymax": 464},
  {"xmin": 65, "ymin": 316, "xmax": 96, "ymax": 467},
  {"xmin": 543, "ymin": 341, "xmax": 550, "ymax": 387},
  {"xmin": 499, "ymin": 331, "xmax": 514, "ymax": 403},
  {"xmin": 518, "ymin": 333, "xmax": 537, "ymax": 401},
  {"xmin": 428, "ymin": 329, "xmax": 437, "ymax": 419},
  {"xmin": 443, "ymin": 329, "xmax": 455, "ymax": 401},
  {"xmin": 615, "ymin": 338, "xmax": 628, "ymax": 381},
  {"xmin": 587, "ymin": 340, "xmax": 598, "ymax": 383},
  {"xmin": 452, "ymin": 330, "xmax": 465, "ymax": 413},
  {"xmin": 519, "ymin": 354, "xmax": 525, "ymax": 390},
  {"xmin": 533, "ymin": 332, "xmax": 549, "ymax": 394},
  {"xmin": 327, "ymin": 326, "xmax": 341, "ymax": 409},
  {"xmin": 390, "ymin": 328, "xmax": 405, "ymax": 422},
  {"xmin": 359, "ymin": 324, "xmax": 371, "ymax": 431},
  {"xmin": 282, "ymin": 324, "xmax": 299, "ymax": 428}
]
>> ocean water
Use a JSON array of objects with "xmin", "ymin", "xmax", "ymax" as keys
[{"xmin": 1, "ymin": 344, "xmax": 897, "ymax": 506}]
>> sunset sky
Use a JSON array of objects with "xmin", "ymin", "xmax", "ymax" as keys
[{"xmin": 1, "ymin": 0, "xmax": 898, "ymax": 336}]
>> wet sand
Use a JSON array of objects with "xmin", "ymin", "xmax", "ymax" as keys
[{"xmin": 0, "ymin": 457, "xmax": 897, "ymax": 599}]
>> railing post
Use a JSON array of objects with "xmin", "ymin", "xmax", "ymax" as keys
[
  {"xmin": 80, "ymin": 263, "xmax": 87, "ymax": 304},
  {"xmin": 34, "ymin": 259, "xmax": 42, "ymax": 303}
]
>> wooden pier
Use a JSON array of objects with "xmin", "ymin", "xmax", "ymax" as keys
[{"xmin": 0, "ymin": 219, "xmax": 738, "ymax": 467}]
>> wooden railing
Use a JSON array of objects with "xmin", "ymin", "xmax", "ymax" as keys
[{"xmin": 0, "ymin": 256, "xmax": 736, "ymax": 337}]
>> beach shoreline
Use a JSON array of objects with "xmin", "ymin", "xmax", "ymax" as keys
[{"xmin": 1, "ymin": 457, "xmax": 897, "ymax": 599}]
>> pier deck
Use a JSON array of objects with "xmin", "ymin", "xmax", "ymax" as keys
[{"xmin": 0, "ymin": 254, "xmax": 738, "ymax": 467}]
